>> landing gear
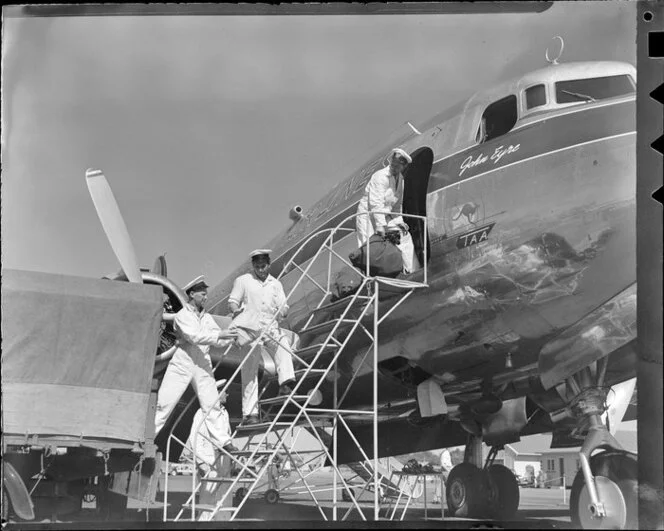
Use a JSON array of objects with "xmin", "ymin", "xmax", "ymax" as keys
[
  {"xmin": 446, "ymin": 463, "xmax": 483, "ymax": 517},
  {"xmin": 557, "ymin": 362, "xmax": 638, "ymax": 529},
  {"xmin": 446, "ymin": 442, "xmax": 520, "ymax": 521},
  {"xmin": 570, "ymin": 450, "xmax": 637, "ymax": 530},
  {"xmin": 485, "ymin": 464, "xmax": 520, "ymax": 520},
  {"xmin": 264, "ymin": 489, "xmax": 280, "ymax": 504}
]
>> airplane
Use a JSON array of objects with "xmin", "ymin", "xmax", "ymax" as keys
[{"xmin": 89, "ymin": 49, "xmax": 637, "ymax": 528}]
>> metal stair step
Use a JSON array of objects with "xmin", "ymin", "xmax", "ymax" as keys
[
  {"xmin": 298, "ymin": 318, "xmax": 357, "ymax": 338},
  {"xmin": 293, "ymin": 343, "xmax": 339, "ymax": 357},
  {"xmin": 375, "ymin": 277, "xmax": 428, "ymax": 291},
  {"xmin": 294, "ymin": 368, "xmax": 327, "ymax": 378},
  {"xmin": 309, "ymin": 295, "xmax": 372, "ymax": 317},
  {"xmin": 275, "ymin": 411, "xmax": 336, "ymax": 420},
  {"xmin": 235, "ymin": 417, "xmax": 333, "ymax": 434},
  {"xmin": 228, "ymin": 449, "xmax": 277, "ymax": 456},
  {"xmin": 199, "ymin": 476, "xmax": 255, "ymax": 483},
  {"xmin": 235, "ymin": 421, "xmax": 295, "ymax": 433},
  {"xmin": 259, "ymin": 395, "xmax": 309, "ymax": 406},
  {"xmin": 182, "ymin": 504, "xmax": 236, "ymax": 511}
]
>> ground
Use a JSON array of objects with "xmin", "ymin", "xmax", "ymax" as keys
[{"xmin": 13, "ymin": 468, "xmax": 574, "ymax": 527}]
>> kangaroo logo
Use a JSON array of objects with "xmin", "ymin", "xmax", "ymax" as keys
[{"xmin": 452, "ymin": 202, "xmax": 480, "ymax": 225}]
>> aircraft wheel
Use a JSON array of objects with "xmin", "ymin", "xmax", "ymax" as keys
[
  {"xmin": 342, "ymin": 487, "xmax": 355, "ymax": 502},
  {"xmin": 485, "ymin": 464, "xmax": 520, "ymax": 520},
  {"xmin": 264, "ymin": 489, "xmax": 280, "ymax": 504},
  {"xmin": 446, "ymin": 463, "xmax": 483, "ymax": 518},
  {"xmin": 570, "ymin": 451, "xmax": 637, "ymax": 529}
]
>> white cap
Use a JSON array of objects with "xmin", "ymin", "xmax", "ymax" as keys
[
  {"xmin": 249, "ymin": 249, "xmax": 272, "ymax": 259},
  {"xmin": 390, "ymin": 148, "xmax": 412, "ymax": 164},
  {"xmin": 215, "ymin": 379, "xmax": 228, "ymax": 389},
  {"xmin": 183, "ymin": 275, "xmax": 209, "ymax": 293}
]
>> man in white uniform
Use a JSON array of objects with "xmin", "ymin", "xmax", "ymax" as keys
[
  {"xmin": 356, "ymin": 147, "xmax": 411, "ymax": 246},
  {"xmin": 356, "ymin": 148, "xmax": 421, "ymax": 274},
  {"xmin": 184, "ymin": 380, "xmax": 237, "ymax": 470},
  {"xmin": 184, "ymin": 381, "xmax": 237, "ymax": 521},
  {"xmin": 228, "ymin": 250, "xmax": 297, "ymax": 425},
  {"xmin": 154, "ymin": 276, "xmax": 237, "ymax": 452}
]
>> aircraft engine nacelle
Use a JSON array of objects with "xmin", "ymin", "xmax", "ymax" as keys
[
  {"xmin": 289, "ymin": 205, "xmax": 304, "ymax": 222},
  {"xmin": 104, "ymin": 271, "xmax": 188, "ymax": 311}
]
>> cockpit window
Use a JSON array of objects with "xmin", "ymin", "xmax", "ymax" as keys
[
  {"xmin": 525, "ymin": 84, "xmax": 547, "ymax": 109},
  {"xmin": 555, "ymin": 75, "xmax": 635, "ymax": 104},
  {"xmin": 478, "ymin": 95, "xmax": 518, "ymax": 143}
]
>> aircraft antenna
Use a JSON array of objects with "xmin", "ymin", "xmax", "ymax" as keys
[
  {"xmin": 407, "ymin": 122, "xmax": 422, "ymax": 135},
  {"xmin": 545, "ymin": 35, "xmax": 564, "ymax": 65}
]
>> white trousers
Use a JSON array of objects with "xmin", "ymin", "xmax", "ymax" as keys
[
  {"xmin": 186, "ymin": 408, "xmax": 231, "ymax": 466},
  {"xmin": 197, "ymin": 452, "xmax": 225, "ymax": 521},
  {"xmin": 355, "ymin": 210, "xmax": 374, "ymax": 248},
  {"xmin": 396, "ymin": 231, "xmax": 421, "ymax": 274},
  {"xmin": 154, "ymin": 348, "xmax": 231, "ymax": 448},
  {"xmin": 241, "ymin": 329, "xmax": 296, "ymax": 417}
]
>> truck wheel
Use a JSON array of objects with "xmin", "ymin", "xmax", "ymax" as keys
[{"xmin": 264, "ymin": 489, "xmax": 280, "ymax": 504}]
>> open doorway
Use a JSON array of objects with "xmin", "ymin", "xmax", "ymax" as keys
[{"xmin": 402, "ymin": 147, "xmax": 433, "ymax": 269}]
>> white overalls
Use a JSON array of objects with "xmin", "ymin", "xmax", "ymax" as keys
[
  {"xmin": 356, "ymin": 167, "xmax": 421, "ymax": 274},
  {"xmin": 154, "ymin": 304, "xmax": 232, "ymax": 448},
  {"xmin": 229, "ymin": 272, "xmax": 297, "ymax": 418}
]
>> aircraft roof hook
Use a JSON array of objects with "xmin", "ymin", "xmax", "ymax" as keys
[{"xmin": 545, "ymin": 35, "xmax": 564, "ymax": 65}]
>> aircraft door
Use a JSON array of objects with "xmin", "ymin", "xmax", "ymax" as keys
[{"xmin": 402, "ymin": 147, "xmax": 434, "ymax": 267}]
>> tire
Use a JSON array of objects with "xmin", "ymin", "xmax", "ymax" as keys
[
  {"xmin": 485, "ymin": 464, "xmax": 520, "ymax": 521},
  {"xmin": 342, "ymin": 487, "xmax": 355, "ymax": 502},
  {"xmin": 446, "ymin": 463, "xmax": 483, "ymax": 518},
  {"xmin": 233, "ymin": 487, "xmax": 249, "ymax": 508},
  {"xmin": 264, "ymin": 489, "xmax": 280, "ymax": 504},
  {"xmin": 570, "ymin": 451, "xmax": 637, "ymax": 530}
]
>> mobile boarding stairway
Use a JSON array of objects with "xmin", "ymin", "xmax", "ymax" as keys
[{"xmin": 163, "ymin": 211, "xmax": 429, "ymax": 522}]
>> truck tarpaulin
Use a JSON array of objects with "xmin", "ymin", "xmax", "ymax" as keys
[{"xmin": 1, "ymin": 269, "xmax": 163, "ymax": 448}]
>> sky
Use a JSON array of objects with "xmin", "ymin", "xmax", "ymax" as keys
[{"xmin": 1, "ymin": 2, "xmax": 637, "ymax": 290}]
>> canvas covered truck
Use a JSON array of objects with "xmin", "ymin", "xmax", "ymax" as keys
[{"xmin": 2, "ymin": 269, "xmax": 164, "ymax": 522}]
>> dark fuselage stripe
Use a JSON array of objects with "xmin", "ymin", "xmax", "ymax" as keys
[{"xmin": 209, "ymin": 99, "xmax": 634, "ymax": 308}]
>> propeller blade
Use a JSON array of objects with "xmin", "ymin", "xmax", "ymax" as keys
[
  {"xmin": 86, "ymin": 168, "xmax": 142, "ymax": 283},
  {"xmin": 152, "ymin": 254, "xmax": 167, "ymax": 277}
]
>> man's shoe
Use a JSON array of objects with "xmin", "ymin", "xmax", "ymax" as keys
[
  {"xmin": 279, "ymin": 379, "xmax": 297, "ymax": 396},
  {"xmin": 242, "ymin": 415, "xmax": 260, "ymax": 426}
]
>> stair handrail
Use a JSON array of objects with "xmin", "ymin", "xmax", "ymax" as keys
[{"xmin": 224, "ymin": 278, "xmax": 379, "ymax": 521}]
